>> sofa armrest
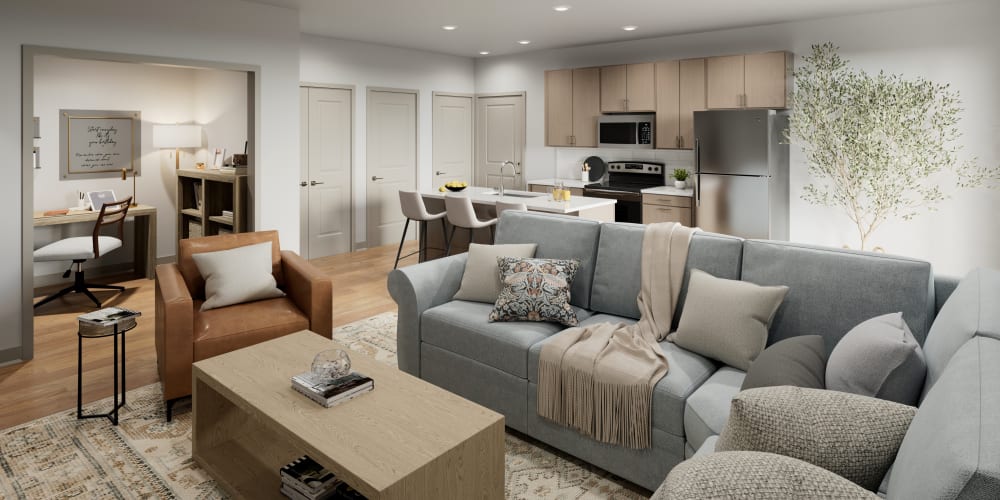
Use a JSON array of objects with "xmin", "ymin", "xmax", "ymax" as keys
[
  {"xmin": 387, "ymin": 253, "xmax": 468, "ymax": 376},
  {"xmin": 281, "ymin": 250, "xmax": 333, "ymax": 337},
  {"xmin": 155, "ymin": 263, "xmax": 195, "ymax": 401}
]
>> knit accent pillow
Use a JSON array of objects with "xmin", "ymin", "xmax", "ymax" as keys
[
  {"xmin": 716, "ymin": 386, "xmax": 916, "ymax": 491},
  {"xmin": 653, "ymin": 451, "xmax": 879, "ymax": 500},
  {"xmin": 489, "ymin": 257, "xmax": 580, "ymax": 326}
]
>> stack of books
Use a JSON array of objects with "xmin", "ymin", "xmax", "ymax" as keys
[
  {"xmin": 220, "ymin": 209, "xmax": 234, "ymax": 219},
  {"xmin": 279, "ymin": 456, "xmax": 367, "ymax": 500},
  {"xmin": 78, "ymin": 307, "xmax": 141, "ymax": 337},
  {"xmin": 290, "ymin": 371, "xmax": 373, "ymax": 408}
]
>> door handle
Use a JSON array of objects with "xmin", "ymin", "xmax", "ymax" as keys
[
  {"xmin": 435, "ymin": 171, "xmax": 446, "ymax": 176},
  {"xmin": 371, "ymin": 176, "xmax": 384, "ymax": 181},
  {"xmin": 300, "ymin": 181, "xmax": 307, "ymax": 187},
  {"xmin": 310, "ymin": 181, "xmax": 324, "ymax": 186}
]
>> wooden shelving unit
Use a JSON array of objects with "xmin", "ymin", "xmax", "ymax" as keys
[{"xmin": 177, "ymin": 169, "xmax": 249, "ymax": 247}]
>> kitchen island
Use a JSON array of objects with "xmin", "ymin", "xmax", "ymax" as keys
[{"xmin": 417, "ymin": 186, "xmax": 615, "ymax": 261}]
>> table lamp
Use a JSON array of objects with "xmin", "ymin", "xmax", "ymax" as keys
[{"xmin": 153, "ymin": 124, "xmax": 202, "ymax": 170}]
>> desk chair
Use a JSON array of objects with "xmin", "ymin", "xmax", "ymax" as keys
[
  {"xmin": 445, "ymin": 194, "xmax": 497, "ymax": 256},
  {"xmin": 34, "ymin": 198, "xmax": 132, "ymax": 309},
  {"xmin": 395, "ymin": 190, "xmax": 449, "ymax": 269}
]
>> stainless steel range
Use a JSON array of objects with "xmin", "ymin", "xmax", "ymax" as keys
[{"xmin": 582, "ymin": 161, "xmax": 666, "ymax": 223}]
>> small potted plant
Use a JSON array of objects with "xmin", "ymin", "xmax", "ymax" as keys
[{"xmin": 672, "ymin": 168, "xmax": 689, "ymax": 189}]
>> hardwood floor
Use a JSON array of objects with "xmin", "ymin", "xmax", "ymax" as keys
[{"xmin": 0, "ymin": 242, "xmax": 417, "ymax": 430}]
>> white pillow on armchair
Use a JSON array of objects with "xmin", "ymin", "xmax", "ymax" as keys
[{"xmin": 191, "ymin": 241, "xmax": 285, "ymax": 311}]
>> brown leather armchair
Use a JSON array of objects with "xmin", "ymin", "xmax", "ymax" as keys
[{"xmin": 154, "ymin": 231, "xmax": 332, "ymax": 420}]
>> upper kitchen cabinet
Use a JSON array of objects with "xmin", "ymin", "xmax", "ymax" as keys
[
  {"xmin": 655, "ymin": 58, "xmax": 706, "ymax": 149},
  {"xmin": 706, "ymin": 51, "xmax": 791, "ymax": 109},
  {"xmin": 600, "ymin": 63, "xmax": 655, "ymax": 113},
  {"xmin": 545, "ymin": 67, "xmax": 601, "ymax": 147}
]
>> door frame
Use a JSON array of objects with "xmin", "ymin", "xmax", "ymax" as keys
[
  {"xmin": 474, "ymin": 91, "xmax": 527, "ymax": 190},
  {"xmin": 364, "ymin": 86, "xmax": 419, "ymax": 250},
  {"xmin": 299, "ymin": 82, "xmax": 356, "ymax": 259},
  {"xmin": 431, "ymin": 91, "xmax": 475, "ymax": 189}
]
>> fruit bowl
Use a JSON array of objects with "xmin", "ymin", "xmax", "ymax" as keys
[{"xmin": 445, "ymin": 184, "xmax": 467, "ymax": 192}]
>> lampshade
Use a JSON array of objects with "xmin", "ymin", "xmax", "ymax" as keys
[{"xmin": 153, "ymin": 124, "xmax": 202, "ymax": 149}]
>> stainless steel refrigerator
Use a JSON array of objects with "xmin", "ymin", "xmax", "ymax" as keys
[{"xmin": 694, "ymin": 109, "xmax": 789, "ymax": 240}]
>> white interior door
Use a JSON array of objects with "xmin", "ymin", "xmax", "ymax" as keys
[
  {"xmin": 301, "ymin": 86, "xmax": 353, "ymax": 258},
  {"xmin": 366, "ymin": 89, "xmax": 417, "ymax": 248},
  {"xmin": 475, "ymin": 94, "xmax": 525, "ymax": 190},
  {"xmin": 432, "ymin": 93, "xmax": 473, "ymax": 187}
]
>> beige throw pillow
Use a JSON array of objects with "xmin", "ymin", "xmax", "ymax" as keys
[
  {"xmin": 717, "ymin": 386, "xmax": 916, "ymax": 491},
  {"xmin": 669, "ymin": 269, "xmax": 789, "ymax": 371},
  {"xmin": 191, "ymin": 241, "xmax": 285, "ymax": 311},
  {"xmin": 453, "ymin": 243, "xmax": 537, "ymax": 303}
]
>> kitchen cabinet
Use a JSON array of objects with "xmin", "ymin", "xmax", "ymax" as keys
[
  {"xmin": 545, "ymin": 67, "xmax": 601, "ymax": 147},
  {"xmin": 706, "ymin": 51, "xmax": 791, "ymax": 109},
  {"xmin": 642, "ymin": 193, "xmax": 692, "ymax": 226},
  {"xmin": 655, "ymin": 58, "xmax": 706, "ymax": 149},
  {"xmin": 600, "ymin": 63, "xmax": 655, "ymax": 113}
]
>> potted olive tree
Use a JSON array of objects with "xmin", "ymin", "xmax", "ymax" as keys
[{"xmin": 787, "ymin": 43, "xmax": 998, "ymax": 250}]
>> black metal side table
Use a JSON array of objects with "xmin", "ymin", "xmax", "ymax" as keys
[{"xmin": 77, "ymin": 312, "xmax": 139, "ymax": 426}]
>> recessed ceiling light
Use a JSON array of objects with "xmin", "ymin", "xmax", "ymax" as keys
[
  {"xmin": 441, "ymin": 25, "xmax": 457, "ymax": 31},
  {"xmin": 553, "ymin": 5, "xmax": 571, "ymax": 12},
  {"xmin": 518, "ymin": 40, "xmax": 531, "ymax": 45},
  {"xmin": 479, "ymin": 51, "xmax": 490, "ymax": 55},
  {"xmin": 622, "ymin": 25, "xmax": 638, "ymax": 31}
]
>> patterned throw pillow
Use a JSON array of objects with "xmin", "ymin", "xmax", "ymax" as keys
[{"xmin": 489, "ymin": 257, "xmax": 580, "ymax": 326}]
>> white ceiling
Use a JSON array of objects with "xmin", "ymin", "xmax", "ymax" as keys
[{"xmin": 250, "ymin": 0, "xmax": 965, "ymax": 57}]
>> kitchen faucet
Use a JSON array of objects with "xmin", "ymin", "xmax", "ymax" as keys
[{"xmin": 499, "ymin": 160, "xmax": 517, "ymax": 197}]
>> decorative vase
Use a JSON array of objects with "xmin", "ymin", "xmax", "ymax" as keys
[
  {"xmin": 311, "ymin": 349, "xmax": 351, "ymax": 382},
  {"xmin": 674, "ymin": 180, "xmax": 687, "ymax": 189}
]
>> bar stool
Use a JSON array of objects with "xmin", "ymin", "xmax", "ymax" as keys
[
  {"xmin": 445, "ymin": 194, "xmax": 497, "ymax": 256},
  {"xmin": 395, "ymin": 190, "xmax": 449, "ymax": 269},
  {"xmin": 495, "ymin": 200, "xmax": 527, "ymax": 216}
]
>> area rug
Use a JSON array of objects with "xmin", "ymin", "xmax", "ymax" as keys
[{"xmin": 0, "ymin": 312, "xmax": 648, "ymax": 499}]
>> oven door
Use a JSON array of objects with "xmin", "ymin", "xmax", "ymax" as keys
[{"xmin": 582, "ymin": 188, "xmax": 642, "ymax": 223}]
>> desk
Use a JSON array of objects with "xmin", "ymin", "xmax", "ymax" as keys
[{"xmin": 33, "ymin": 204, "xmax": 157, "ymax": 279}]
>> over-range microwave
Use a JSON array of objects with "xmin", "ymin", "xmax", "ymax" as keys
[{"xmin": 598, "ymin": 114, "xmax": 654, "ymax": 149}]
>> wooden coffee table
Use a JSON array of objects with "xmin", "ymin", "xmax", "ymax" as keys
[{"xmin": 192, "ymin": 331, "xmax": 505, "ymax": 499}]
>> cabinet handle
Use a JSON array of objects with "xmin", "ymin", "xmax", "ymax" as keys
[
  {"xmin": 310, "ymin": 180, "xmax": 324, "ymax": 186},
  {"xmin": 624, "ymin": 98, "xmax": 629, "ymax": 111},
  {"xmin": 371, "ymin": 176, "xmax": 384, "ymax": 181},
  {"xmin": 658, "ymin": 207, "xmax": 674, "ymax": 212}
]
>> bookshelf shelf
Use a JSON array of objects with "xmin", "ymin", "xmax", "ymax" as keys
[{"xmin": 176, "ymin": 169, "xmax": 248, "ymax": 250}]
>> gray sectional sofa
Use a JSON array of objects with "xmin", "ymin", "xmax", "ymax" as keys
[{"xmin": 388, "ymin": 210, "xmax": 998, "ymax": 495}]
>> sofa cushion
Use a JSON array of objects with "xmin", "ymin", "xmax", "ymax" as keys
[
  {"xmin": 192, "ymin": 297, "xmax": 309, "ymax": 360},
  {"xmin": 526, "ymin": 313, "xmax": 716, "ymax": 437},
  {"xmin": 827, "ymin": 312, "xmax": 926, "ymax": 406},
  {"xmin": 921, "ymin": 268, "xmax": 1000, "ymax": 399},
  {"xmin": 589, "ymin": 225, "xmax": 743, "ymax": 322},
  {"xmin": 192, "ymin": 241, "xmax": 286, "ymax": 311},
  {"xmin": 740, "ymin": 240, "xmax": 934, "ymax": 350},
  {"xmin": 423, "ymin": 300, "xmax": 592, "ymax": 379},
  {"xmin": 888, "ymin": 336, "xmax": 1000, "ymax": 499},
  {"xmin": 489, "ymin": 257, "xmax": 581, "ymax": 326},
  {"xmin": 453, "ymin": 243, "xmax": 537, "ymax": 303},
  {"xmin": 717, "ymin": 386, "xmax": 916, "ymax": 491},
  {"xmin": 670, "ymin": 269, "xmax": 788, "ymax": 371},
  {"xmin": 654, "ymin": 451, "xmax": 880, "ymax": 500},
  {"xmin": 494, "ymin": 211, "xmax": 601, "ymax": 309},
  {"xmin": 742, "ymin": 335, "xmax": 827, "ymax": 391},
  {"xmin": 683, "ymin": 366, "xmax": 745, "ymax": 451}
]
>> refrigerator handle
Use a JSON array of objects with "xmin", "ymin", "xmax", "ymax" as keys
[{"xmin": 694, "ymin": 138, "xmax": 701, "ymax": 207}]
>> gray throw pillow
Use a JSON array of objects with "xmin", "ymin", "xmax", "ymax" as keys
[
  {"xmin": 741, "ymin": 335, "xmax": 827, "ymax": 391},
  {"xmin": 653, "ymin": 451, "xmax": 879, "ymax": 500},
  {"xmin": 669, "ymin": 269, "xmax": 789, "ymax": 371},
  {"xmin": 453, "ymin": 243, "xmax": 537, "ymax": 303},
  {"xmin": 716, "ymin": 386, "xmax": 916, "ymax": 491},
  {"xmin": 191, "ymin": 241, "xmax": 285, "ymax": 311},
  {"xmin": 826, "ymin": 312, "xmax": 926, "ymax": 406},
  {"xmin": 489, "ymin": 257, "xmax": 580, "ymax": 326}
]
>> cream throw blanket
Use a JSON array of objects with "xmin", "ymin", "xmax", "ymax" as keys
[{"xmin": 537, "ymin": 222, "xmax": 698, "ymax": 448}]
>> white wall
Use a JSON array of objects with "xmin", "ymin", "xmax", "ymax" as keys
[
  {"xmin": 299, "ymin": 35, "xmax": 475, "ymax": 246},
  {"xmin": 2, "ymin": 0, "xmax": 300, "ymax": 357},
  {"xmin": 475, "ymin": 0, "xmax": 1000, "ymax": 276},
  {"xmin": 193, "ymin": 68, "xmax": 249, "ymax": 166}
]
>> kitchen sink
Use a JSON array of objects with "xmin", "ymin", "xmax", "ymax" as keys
[{"xmin": 480, "ymin": 191, "xmax": 544, "ymax": 198}]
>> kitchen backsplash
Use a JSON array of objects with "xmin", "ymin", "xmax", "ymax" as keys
[{"xmin": 554, "ymin": 148, "xmax": 695, "ymax": 181}]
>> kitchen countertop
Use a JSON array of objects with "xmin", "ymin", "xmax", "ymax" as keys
[
  {"xmin": 641, "ymin": 186, "xmax": 694, "ymax": 197},
  {"xmin": 421, "ymin": 186, "xmax": 615, "ymax": 214},
  {"xmin": 526, "ymin": 178, "xmax": 590, "ymax": 189}
]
